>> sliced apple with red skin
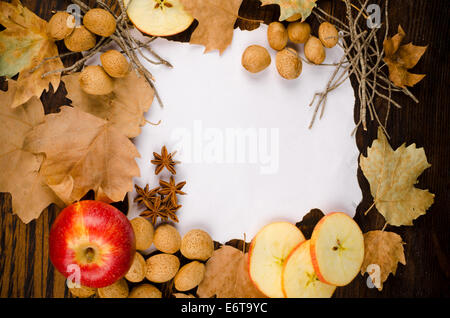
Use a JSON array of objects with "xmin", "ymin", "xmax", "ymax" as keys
[
  {"xmin": 125, "ymin": 0, "xmax": 194, "ymax": 37},
  {"xmin": 282, "ymin": 240, "xmax": 336, "ymax": 298},
  {"xmin": 310, "ymin": 212, "xmax": 364, "ymax": 286},
  {"xmin": 248, "ymin": 222, "xmax": 305, "ymax": 298}
]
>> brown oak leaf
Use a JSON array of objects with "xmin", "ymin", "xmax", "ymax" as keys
[
  {"xmin": 361, "ymin": 230, "xmax": 406, "ymax": 291},
  {"xmin": 24, "ymin": 106, "xmax": 141, "ymax": 205},
  {"xmin": 0, "ymin": 80, "xmax": 62, "ymax": 223},
  {"xmin": 0, "ymin": 0, "xmax": 63, "ymax": 107},
  {"xmin": 179, "ymin": 0, "xmax": 243, "ymax": 54},
  {"xmin": 62, "ymin": 71, "xmax": 155, "ymax": 138},
  {"xmin": 383, "ymin": 25, "xmax": 427, "ymax": 88},
  {"xmin": 197, "ymin": 245, "xmax": 266, "ymax": 298},
  {"xmin": 360, "ymin": 127, "xmax": 434, "ymax": 226}
]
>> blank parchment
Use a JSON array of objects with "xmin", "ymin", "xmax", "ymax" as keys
[{"xmin": 128, "ymin": 25, "xmax": 361, "ymax": 243}]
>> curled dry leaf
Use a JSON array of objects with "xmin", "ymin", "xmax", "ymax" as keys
[
  {"xmin": 260, "ymin": 0, "xmax": 317, "ymax": 22},
  {"xmin": 383, "ymin": 25, "xmax": 427, "ymax": 88},
  {"xmin": 24, "ymin": 106, "xmax": 141, "ymax": 205},
  {"xmin": 196, "ymin": 245, "xmax": 266, "ymax": 298},
  {"xmin": 62, "ymin": 71, "xmax": 155, "ymax": 138},
  {"xmin": 361, "ymin": 230, "xmax": 406, "ymax": 291},
  {"xmin": 0, "ymin": 80, "xmax": 62, "ymax": 223},
  {"xmin": 0, "ymin": 0, "xmax": 63, "ymax": 107},
  {"xmin": 179, "ymin": 0, "xmax": 243, "ymax": 54},
  {"xmin": 360, "ymin": 127, "xmax": 434, "ymax": 226}
]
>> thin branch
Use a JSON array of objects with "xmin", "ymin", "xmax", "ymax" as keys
[
  {"xmin": 41, "ymin": 37, "xmax": 112, "ymax": 78},
  {"xmin": 308, "ymin": 0, "xmax": 416, "ymax": 137}
]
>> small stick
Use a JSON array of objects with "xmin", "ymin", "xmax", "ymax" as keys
[
  {"xmin": 384, "ymin": 82, "xmax": 391, "ymax": 128},
  {"xmin": 309, "ymin": 0, "xmax": 409, "ymax": 136},
  {"xmin": 313, "ymin": 7, "xmax": 350, "ymax": 30},
  {"xmin": 300, "ymin": 56, "xmax": 346, "ymax": 67},
  {"xmin": 309, "ymin": 29, "xmax": 369, "ymax": 128},
  {"xmin": 29, "ymin": 51, "xmax": 80, "ymax": 73},
  {"xmin": 41, "ymin": 37, "xmax": 112, "ymax": 78},
  {"xmin": 134, "ymin": 39, "xmax": 173, "ymax": 68},
  {"xmin": 364, "ymin": 201, "xmax": 376, "ymax": 215}
]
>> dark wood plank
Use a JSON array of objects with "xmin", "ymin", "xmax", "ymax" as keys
[
  {"xmin": 347, "ymin": 0, "xmax": 450, "ymax": 297},
  {"xmin": 0, "ymin": 0, "xmax": 448, "ymax": 298}
]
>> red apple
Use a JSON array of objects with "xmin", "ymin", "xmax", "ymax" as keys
[{"xmin": 49, "ymin": 200, "xmax": 136, "ymax": 288}]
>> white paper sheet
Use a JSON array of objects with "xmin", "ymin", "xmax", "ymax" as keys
[{"xmin": 125, "ymin": 25, "xmax": 361, "ymax": 244}]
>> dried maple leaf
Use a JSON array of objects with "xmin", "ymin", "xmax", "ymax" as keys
[
  {"xmin": 260, "ymin": 0, "xmax": 317, "ymax": 21},
  {"xmin": 360, "ymin": 127, "xmax": 434, "ymax": 226},
  {"xmin": 0, "ymin": 0, "xmax": 63, "ymax": 107},
  {"xmin": 24, "ymin": 106, "xmax": 141, "ymax": 205},
  {"xmin": 179, "ymin": 0, "xmax": 243, "ymax": 54},
  {"xmin": 62, "ymin": 72, "xmax": 155, "ymax": 138},
  {"xmin": 0, "ymin": 80, "xmax": 62, "ymax": 223},
  {"xmin": 197, "ymin": 245, "xmax": 266, "ymax": 298},
  {"xmin": 361, "ymin": 230, "xmax": 406, "ymax": 291},
  {"xmin": 383, "ymin": 25, "xmax": 427, "ymax": 88}
]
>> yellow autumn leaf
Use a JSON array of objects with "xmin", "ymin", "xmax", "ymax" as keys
[
  {"xmin": 0, "ymin": 0, "xmax": 63, "ymax": 107},
  {"xmin": 361, "ymin": 231, "xmax": 406, "ymax": 291},
  {"xmin": 0, "ymin": 80, "xmax": 63, "ymax": 223},
  {"xmin": 360, "ymin": 127, "xmax": 434, "ymax": 226},
  {"xmin": 260, "ymin": 0, "xmax": 317, "ymax": 21}
]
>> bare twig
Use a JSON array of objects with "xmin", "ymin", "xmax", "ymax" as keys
[
  {"xmin": 29, "ymin": 51, "xmax": 80, "ymax": 73},
  {"xmin": 41, "ymin": 37, "xmax": 112, "ymax": 78},
  {"xmin": 308, "ymin": 0, "xmax": 417, "ymax": 136}
]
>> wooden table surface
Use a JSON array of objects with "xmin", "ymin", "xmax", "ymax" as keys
[{"xmin": 0, "ymin": 0, "xmax": 449, "ymax": 298}]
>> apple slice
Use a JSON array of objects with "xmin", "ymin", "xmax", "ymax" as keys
[
  {"xmin": 248, "ymin": 222, "xmax": 305, "ymax": 298},
  {"xmin": 310, "ymin": 212, "xmax": 364, "ymax": 286},
  {"xmin": 282, "ymin": 240, "xmax": 336, "ymax": 298},
  {"xmin": 125, "ymin": 0, "xmax": 194, "ymax": 37}
]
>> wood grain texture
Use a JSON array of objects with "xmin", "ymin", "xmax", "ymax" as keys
[{"xmin": 0, "ymin": 0, "xmax": 449, "ymax": 298}]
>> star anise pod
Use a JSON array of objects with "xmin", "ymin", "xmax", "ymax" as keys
[
  {"xmin": 151, "ymin": 145, "xmax": 178, "ymax": 175},
  {"xmin": 165, "ymin": 201, "xmax": 182, "ymax": 223},
  {"xmin": 159, "ymin": 176, "xmax": 186, "ymax": 206},
  {"xmin": 139, "ymin": 196, "xmax": 168, "ymax": 224},
  {"xmin": 134, "ymin": 184, "xmax": 160, "ymax": 205}
]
